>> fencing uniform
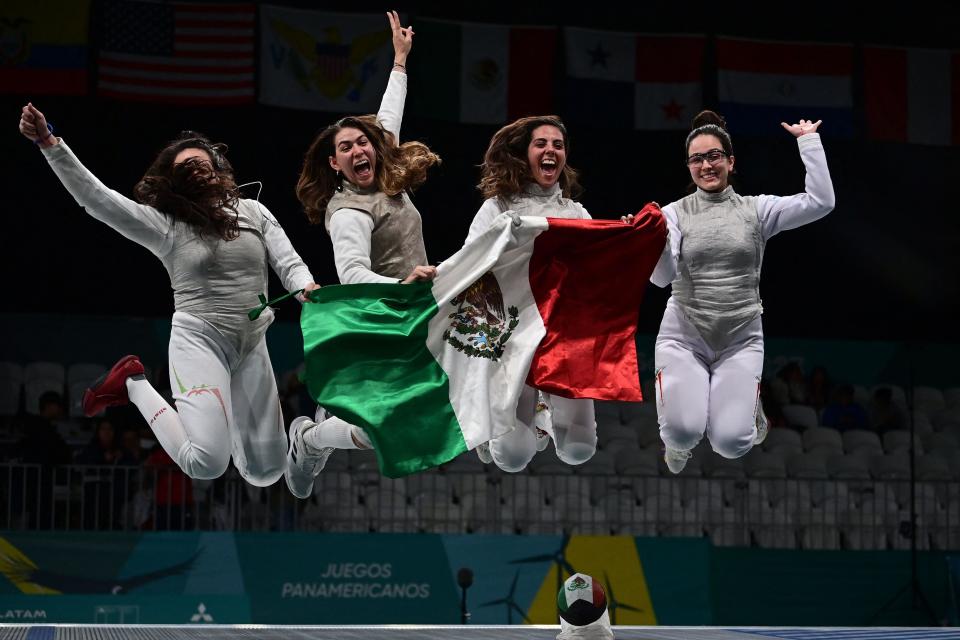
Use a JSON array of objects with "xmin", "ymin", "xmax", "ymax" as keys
[
  {"xmin": 464, "ymin": 183, "xmax": 598, "ymax": 471},
  {"xmin": 651, "ymin": 133, "xmax": 834, "ymax": 459},
  {"xmin": 43, "ymin": 141, "xmax": 313, "ymax": 485}
]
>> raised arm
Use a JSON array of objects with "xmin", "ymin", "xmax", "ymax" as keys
[
  {"xmin": 376, "ymin": 11, "xmax": 413, "ymax": 140},
  {"xmin": 20, "ymin": 103, "xmax": 173, "ymax": 257},
  {"xmin": 757, "ymin": 120, "xmax": 836, "ymax": 240}
]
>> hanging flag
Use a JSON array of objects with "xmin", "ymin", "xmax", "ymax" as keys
[
  {"xmin": 716, "ymin": 36, "xmax": 854, "ymax": 136},
  {"xmin": 864, "ymin": 45, "xmax": 958, "ymax": 146},
  {"xmin": 260, "ymin": 5, "xmax": 395, "ymax": 112},
  {"xmin": 408, "ymin": 19, "xmax": 557, "ymax": 124},
  {"xmin": 97, "ymin": 0, "xmax": 255, "ymax": 104},
  {"xmin": 0, "ymin": 0, "xmax": 90, "ymax": 95},
  {"xmin": 564, "ymin": 27, "xmax": 705, "ymax": 130}
]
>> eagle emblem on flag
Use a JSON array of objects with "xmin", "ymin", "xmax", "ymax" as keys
[
  {"xmin": 443, "ymin": 271, "xmax": 519, "ymax": 361},
  {"xmin": 269, "ymin": 19, "xmax": 390, "ymax": 102}
]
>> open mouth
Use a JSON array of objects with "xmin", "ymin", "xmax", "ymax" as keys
[
  {"xmin": 540, "ymin": 158, "xmax": 558, "ymax": 177},
  {"xmin": 353, "ymin": 159, "xmax": 371, "ymax": 180}
]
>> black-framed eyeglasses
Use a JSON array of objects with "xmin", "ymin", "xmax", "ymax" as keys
[{"xmin": 686, "ymin": 149, "xmax": 729, "ymax": 167}]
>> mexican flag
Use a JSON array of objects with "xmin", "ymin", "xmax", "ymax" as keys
[
  {"xmin": 558, "ymin": 573, "xmax": 608, "ymax": 625},
  {"xmin": 408, "ymin": 19, "xmax": 556, "ymax": 124},
  {"xmin": 301, "ymin": 205, "xmax": 665, "ymax": 477}
]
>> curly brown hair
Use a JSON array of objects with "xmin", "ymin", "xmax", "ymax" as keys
[
  {"xmin": 297, "ymin": 115, "xmax": 440, "ymax": 225},
  {"xmin": 133, "ymin": 131, "xmax": 240, "ymax": 241},
  {"xmin": 477, "ymin": 115, "xmax": 582, "ymax": 205}
]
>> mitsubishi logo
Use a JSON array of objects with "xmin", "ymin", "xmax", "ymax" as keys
[{"xmin": 190, "ymin": 602, "xmax": 213, "ymax": 623}]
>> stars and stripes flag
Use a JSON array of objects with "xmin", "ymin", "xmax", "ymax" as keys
[{"xmin": 97, "ymin": 0, "xmax": 255, "ymax": 104}]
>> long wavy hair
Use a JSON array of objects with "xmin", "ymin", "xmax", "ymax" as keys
[
  {"xmin": 133, "ymin": 131, "xmax": 240, "ymax": 241},
  {"xmin": 297, "ymin": 115, "xmax": 440, "ymax": 225},
  {"xmin": 477, "ymin": 115, "xmax": 582, "ymax": 205}
]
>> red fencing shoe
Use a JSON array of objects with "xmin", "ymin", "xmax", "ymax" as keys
[{"xmin": 82, "ymin": 355, "xmax": 145, "ymax": 417}]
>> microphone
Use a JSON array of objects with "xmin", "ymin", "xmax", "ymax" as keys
[
  {"xmin": 457, "ymin": 567, "xmax": 474, "ymax": 589},
  {"xmin": 458, "ymin": 567, "xmax": 474, "ymax": 624}
]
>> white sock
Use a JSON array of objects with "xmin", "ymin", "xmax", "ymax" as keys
[
  {"xmin": 126, "ymin": 376, "xmax": 189, "ymax": 462},
  {"xmin": 302, "ymin": 415, "xmax": 369, "ymax": 451}
]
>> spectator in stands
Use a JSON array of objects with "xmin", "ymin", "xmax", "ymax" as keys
[
  {"xmin": 771, "ymin": 361, "xmax": 808, "ymax": 406},
  {"xmin": 76, "ymin": 418, "xmax": 126, "ymax": 529},
  {"xmin": 76, "ymin": 418, "xmax": 121, "ymax": 465},
  {"xmin": 144, "ymin": 446, "xmax": 194, "ymax": 530},
  {"xmin": 12, "ymin": 391, "xmax": 72, "ymax": 528},
  {"xmin": 868, "ymin": 387, "xmax": 907, "ymax": 434},
  {"xmin": 16, "ymin": 391, "xmax": 72, "ymax": 466},
  {"xmin": 821, "ymin": 384, "xmax": 868, "ymax": 431},
  {"xmin": 807, "ymin": 365, "xmax": 832, "ymax": 414},
  {"xmin": 109, "ymin": 427, "xmax": 148, "ymax": 530},
  {"xmin": 117, "ymin": 428, "xmax": 146, "ymax": 466}
]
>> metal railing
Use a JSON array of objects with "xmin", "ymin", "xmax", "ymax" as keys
[{"xmin": 1, "ymin": 463, "xmax": 957, "ymax": 550}]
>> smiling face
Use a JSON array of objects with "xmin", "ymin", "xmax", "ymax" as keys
[
  {"xmin": 526, "ymin": 124, "xmax": 566, "ymax": 190},
  {"xmin": 328, "ymin": 126, "xmax": 377, "ymax": 189},
  {"xmin": 686, "ymin": 133, "xmax": 734, "ymax": 192}
]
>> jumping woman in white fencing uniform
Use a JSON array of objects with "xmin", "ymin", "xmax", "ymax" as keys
[
  {"xmin": 625, "ymin": 110, "xmax": 835, "ymax": 473},
  {"xmin": 19, "ymin": 104, "xmax": 318, "ymax": 488},
  {"xmin": 285, "ymin": 11, "xmax": 441, "ymax": 497},
  {"xmin": 465, "ymin": 115, "xmax": 597, "ymax": 473}
]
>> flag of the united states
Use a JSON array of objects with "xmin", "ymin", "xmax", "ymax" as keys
[{"xmin": 98, "ymin": 0, "xmax": 254, "ymax": 104}]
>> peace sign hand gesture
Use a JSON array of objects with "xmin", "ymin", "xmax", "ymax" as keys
[{"xmin": 387, "ymin": 10, "xmax": 414, "ymax": 68}]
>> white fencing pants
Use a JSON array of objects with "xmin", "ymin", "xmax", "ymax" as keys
[
  {"xmin": 127, "ymin": 312, "xmax": 287, "ymax": 485},
  {"xmin": 490, "ymin": 385, "xmax": 597, "ymax": 472},
  {"xmin": 654, "ymin": 299, "xmax": 764, "ymax": 459}
]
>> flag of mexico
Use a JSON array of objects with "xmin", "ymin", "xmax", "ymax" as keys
[{"xmin": 301, "ymin": 205, "xmax": 666, "ymax": 477}]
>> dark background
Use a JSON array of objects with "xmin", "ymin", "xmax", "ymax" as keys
[{"xmin": 2, "ymin": 1, "xmax": 957, "ymax": 342}]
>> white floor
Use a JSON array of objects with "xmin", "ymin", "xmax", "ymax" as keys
[{"xmin": 0, "ymin": 626, "xmax": 957, "ymax": 640}]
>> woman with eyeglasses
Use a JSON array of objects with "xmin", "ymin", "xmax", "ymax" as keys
[
  {"xmin": 287, "ymin": 11, "xmax": 440, "ymax": 496},
  {"xmin": 625, "ymin": 110, "xmax": 835, "ymax": 473},
  {"xmin": 18, "ymin": 109, "xmax": 319, "ymax": 491}
]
